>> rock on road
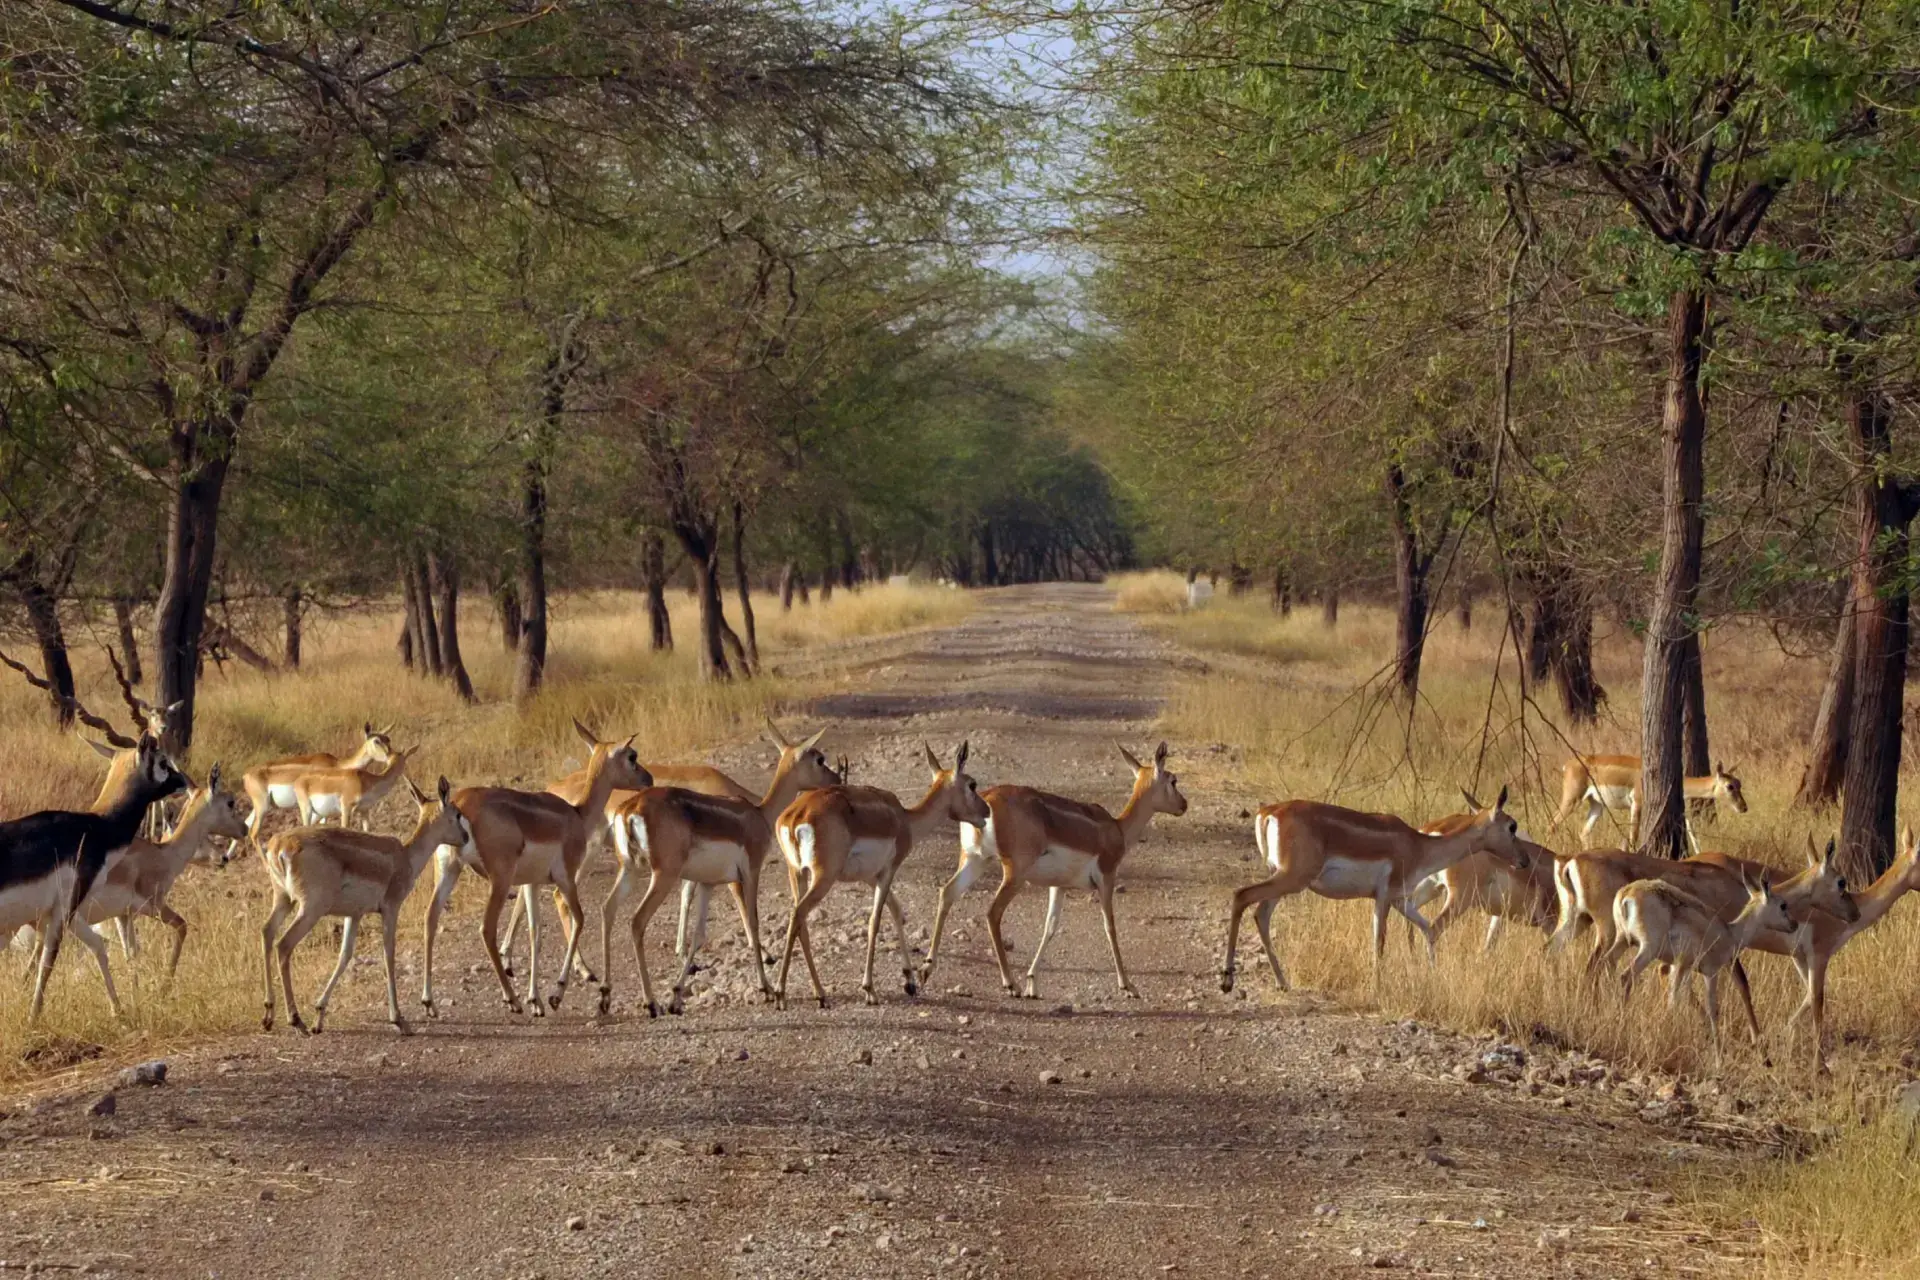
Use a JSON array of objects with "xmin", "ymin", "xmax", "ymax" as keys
[{"xmin": 0, "ymin": 585, "xmax": 1754, "ymax": 1277}]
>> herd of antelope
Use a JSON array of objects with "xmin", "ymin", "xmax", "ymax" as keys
[{"xmin": 0, "ymin": 716, "xmax": 1910, "ymax": 1079}]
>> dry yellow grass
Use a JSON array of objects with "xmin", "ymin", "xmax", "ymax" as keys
[
  {"xmin": 0, "ymin": 581, "xmax": 970, "ymax": 1089},
  {"xmin": 1119, "ymin": 569, "xmax": 1920, "ymax": 1276}
]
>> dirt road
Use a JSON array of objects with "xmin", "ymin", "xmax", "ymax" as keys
[{"xmin": 0, "ymin": 585, "xmax": 1761, "ymax": 1277}]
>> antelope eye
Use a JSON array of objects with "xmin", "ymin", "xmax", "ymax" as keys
[
  {"xmin": 967, "ymin": 779, "xmax": 977, "ymax": 791},
  {"xmin": 1838, "ymin": 878, "xmax": 1849, "ymax": 892}
]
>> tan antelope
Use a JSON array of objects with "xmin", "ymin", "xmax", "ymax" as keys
[
  {"xmin": 86, "ymin": 700, "xmax": 184, "ymax": 840},
  {"xmin": 920, "ymin": 741, "xmax": 1188, "ymax": 1001},
  {"xmin": 261, "ymin": 777, "xmax": 472, "ymax": 1034},
  {"xmin": 242, "ymin": 723, "xmax": 397, "ymax": 845},
  {"xmin": 1613, "ymin": 868, "xmax": 1793, "ymax": 1063},
  {"xmin": 1553, "ymin": 753, "xmax": 1747, "ymax": 850},
  {"xmin": 420, "ymin": 723, "xmax": 651, "ymax": 1018},
  {"xmin": 507, "ymin": 721, "xmax": 832, "ymax": 982},
  {"xmin": 1688, "ymin": 837, "xmax": 1907, "ymax": 1076},
  {"xmin": 34, "ymin": 765, "xmax": 251, "ymax": 985},
  {"xmin": 291, "ymin": 748, "xmax": 414, "ymax": 830},
  {"xmin": 1221, "ymin": 788, "xmax": 1525, "ymax": 994},
  {"xmin": 602, "ymin": 730, "xmax": 838, "ymax": 1017},
  {"xmin": 773, "ymin": 742, "xmax": 990, "ymax": 1009},
  {"xmin": 1404, "ymin": 801, "xmax": 1563, "ymax": 953}
]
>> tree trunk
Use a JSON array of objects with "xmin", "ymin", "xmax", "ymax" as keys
[
  {"xmin": 819, "ymin": 566, "xmax": 835, "ymax": 602},
  {"xmin": 1322, "ymin": 588, "xmax": 1339, "ymax": 627},
  {"xmin": 797, "ymin": 573, "xmax": 811, "ymax": 604},
  {"xmin": 514, "ymin": 452, "xmax": 549, "ymax": 700},
  {"xmin": 494, "ymin": 579, "xmax": 523, "ymax": 652},
  {"xmin": 1228, "ymin": 563, "xmax": 1252, "ymax": 597},
  {"xmin": 1270, "ymin": 565, "xmax": 1292, "ymax": 616},
  {"xmin": 6, "ymin": 567, "xmax": 75, "ymax": 727},
  {"xmin": 1550, "ymin": 595, "xmax": 1605, "ymax": 725},
  {"xmin": 101, "ymin": 597, "xmax": 139, "ymax": 687},
  {"xmin": 840, "ymin": 522, "xmax": 860, "ymax": 590},
  {"xmin": 282, "ymin": 588, "xmax": 302, "ymax": 670},
  {"xmin": 1457, "ymin": 588, "xmax": 1472, "ymax": 632},
  {"xmin": 672, "ymin": 519, "xmax": 732, "ymax": 680},
  {"xmin": 980, "ymin": 524, "xmax": 999, "ymax": 587},
  {"xmin": 1638, "ymin": 288, "xmax": 1710, "ymax": 859},
  {"xmin": 1795, "ymin": 603, "xmax": 1857, "ymax": 809},
  {"xmin": 1385, "ymin": 464, "xmax": 1435, "ymax": 702},
  {"xmin": 152, "ymin": 434, "xmax": 231, "ymax": 754},
  {"xmin": 642, "ymin": 530, "xmax": 673, "ymax": 652},
  {"xmin": 779, "ymin": 561, "xmax": 798, "ymax": 611},
  {"xmin": 399, "ymin": 568, "xmax": 421, "ymax": 671},
  {"xmin": 1526, "ymin": 590, "xmax": 1556, "ymax": 686},
  {"xmin": 1838, "ymin": 379, "xmax": 1918, "ymax": 878},
  {"xmin": 412, "ymin": 552, "xmax": 444, "ymax": 678},
  {"xmin": 1679, "ymin": 631, "xmax": 1711, "ymax": 779},
  {"xmin": 731, "ymin": 502, "xmax": 759, "ymax": 672},
  {"xmin": 430, "ymin": 551, "xmax": 475, "ymax": 703}
]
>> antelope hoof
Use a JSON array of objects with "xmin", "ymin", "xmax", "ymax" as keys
[
  {"xmin": 311, "ymin": 1011, "xmax": 328, "ymax": 1033},
  {"xmin": 528, "ymin": 998, "xmax": 547, "ymax": 1018},
  {"xmin": 1001, "ymin": 981, "xmax": 1020, "ymax": 998},
  {"xmin": 774, "ymin": 992, "xmax": 789, "ymax": 1011},
  {"xmin": 863, "ymin": 987, "xmax": 879, "ymax": 1006},
  {"xmin": 421, "ymin": 998, "xmax": 439, "ymax": 1019},
  {"xmin": 546, "ymin": 991, "xmax": 562, "ymax": 1011},
  {"xmin": 903, "ymin": 973, "xmax": 919, "ymax": 998},
  {"xmin": 1021, "ymin": 978, "xmax": 1039, "ymax": 999},
  {"xmin": 505, "ymin": 996, "xmax": 526, "ymax": 1016},
  {"xmin": 818, "ymin": 995, "xmax": 831, "ymax": 1011},
  {"xmin": 645, "ymin": 1001, "xmax": 661, "ymax": 1019},
  {"xmin": 667, "ymin": 995, "xmax": 685, "ymax": 1016},
  {"xmin": 261, "ymin": 1010, "xmax": 274, "ymax": 1033},
  {"xmin": 1219, "ymin": 967, "xmax": 1236, "ymax": 994},
  {"xmin": 597, "ymin": 987, "xmax": 613, "ymax": 1017},
  {"xmin": 390, "ymin": 1018, "xmax": 414, "ymax": 1036},
  {"xmin": 1120, "ymin": 984, "xmax": 1140, "ymax": 1000},
  {"xmin": 502, "ymin": 965, "xmax": 516, "ymax": 981},
  {"xmin": 289, "ymin": 1012, "xmax": 308, "ymax": 1033}
]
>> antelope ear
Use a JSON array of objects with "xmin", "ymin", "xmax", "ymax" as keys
[
  {"xmin": 364, "ymin": 721, "xmax": 375, "ymax": 737},
  {"xmin": 1460, "ymin": 788, "xmax": 1484, "ymax": 812},
  {"xmin": 764, "ymin": 716, "xmax": 792, "ymax": 750},
  {"xmin": 798, "ymin": 727, "xmax": 827, "ymax": 754},
  {"xmin": 1824, "ymin": 837, "xmax": 1838, "ymax": 868},
  {"xmin": 1495, "ymin": 784, "xmax": 1509, "ymax": 811},
  {"xmin": 1905, "ymin": 825, "xmax": 1916, "ymax": 856},
  {"xmin": 923, "ymin": 743, "xmax": 943, "ymax": 774},
  {"xmin": 208, "ymin": 762, "xmax": 222, "ymax": 792},
  {"xmin": 438, "ymin": 776, "xmax": 452, "ymax": 804},
  {"xmin": 1154, "ymin": 741, "xmax": 1169, "ymax": 769},
  {"xmin": 572, "ymin": 718, "xmax": 599, "ymax": 747},
  {"xmin": 406, "ymin": 777, "xmax": 429, "ymax": 805},
  {"xmin": 620, "ymin": 735, "xmax": 637, "ymax": 751},
  {"xmin": 1117, "ymin": 742, "xmax": 1144, "ymax": 771},
  {"xmin": 86, "ymin": 738, "xmax": 116, "ymax": 760},
  {"xmin": 955, "ymin": 740, "xmax": 969, "ymax": 773}
]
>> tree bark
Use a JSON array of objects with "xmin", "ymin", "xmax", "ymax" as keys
[
  {"xmin": 1838, "ymin": 378, "xmax": 1918, "ymax": 878},
  {"xmin": 1270, "ymin": 565, "xmax": 1292, "ymax": 616},
  {"xmin": 282, "ymin": 588, "xmax": 302, "ymax": 670},
  {"xmin": 514, "ymin": 450, "xmax": 549, "ymax": 700},
  {"xmin": 980, "ymin": 524, "xmax": 999, "ymax": 587},
  {"xmin": 1526, "ymin": 594, "xmax": 1555, "ymax": 686},
  {"xmin": 1322, "ymin": 588, "xmax": 1339, "ymax": 627},
  {"xmin": 430, "ymin": 551, "xmax": 475, "ymax": 703},
  {"xmin": 399, "ymin": 567, "xmax": 420, "ymax": 671},
  {"xmin": 494, "ymin": 578, "xmax": 523, "ymax": 652},
  {"xmin": 642, "ymin": 530, "xmax": 673, "ymax": 651},
  {"xmin": 1385, "ymin": 464, "xmax": 1436, "ymax": 702},
  {"xmin": 1550, "ymin": 594, "xmax": 1605, "ymax": 725},
  {"xmin": 1638, "ymin": 288, "xmax": 1710, "ymax": 859},
  {"xmin": 412, "ymin": 551, "xmax": 443, "ymax": 678},
  {"xmin": 779, "ymin": 561, "xmax": 798, "ymax": 611},
  {"xmin": 4, "ymin": 563, "xmax": 76, "ymax": 727},
  {"xmin": 1796, "ymin": 603, "xmax": 1857, "ymax": 808},
  {"xmin": 1679, "ymin": 631, "xmax": 1711, "ymax": 779},
  {"xmin": 731, "ymin": 502, "xmax": 759, "ymax": 672},
  {"xmin": 796, "ymin": 572, "xmax": 811, "ymax": 605},
  {"xmin": 840, "ymin": 521, "xmax": 860, "ymax": 590},
  {"xmin": 672, "ymin": 518, "xmax": 731, "ymax": 679},
  {"xmin": 1457, "ymin": 588, "xmax": 1472, "ymax": 632},
  {"xmin": 112, "ymin": 597, "xmax": 143, "ymax": 686},
  {"xmin": 152, "ymin": 432, "xmax": 231, "ymax": 754}
]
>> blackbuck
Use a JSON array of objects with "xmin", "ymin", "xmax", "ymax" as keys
[
  {"xmin": 920, "ymin": 742, "xmax": 1188, "ymax": 1001},
  {"xmin": 773, "ymin": 742, "xmax": 989, "ymax": 1008},
  {"xmin": 421, "ymin": 723, "xmax": 651, "ymax": 1018},
  {"xmin": 511, "ymin": 720, "xmax": 832, "ymax": 983},
  {"xmin": 1404, "ymin": 804, "xmax": 1562, "ymax": 953},
  {"xmin": 1613, "ymin": 869, "xmax": 1793, "ymax": 1063},
  {"xmin": 86, "ymin": 701, "xmax": 183, "ymax": 839},
  {"xmin": 243, "ymin": 723, "xmax": 397, "ymax": 846},
  {"xmin": 1553, "ymin": 753, "xmax": 1747, "ymax": 850},
  {"xmin": 1221, "ymin": 788, "xmax": 1525, "ymax": 994},
  {"xmin": 262, "ymin": 777, "xmax": 471, "ymax": 1034},
  {"xmin": 0, "ymin": 735, "xmax": 188, "ymax": 1018},
  {"xmin": 1687, "ymin": 839, "xmax": 1905, "ymax": 1077},
  {"xmin": 602, "ymin": 729, "xmax": 838, "ymax": 1017},
  {"xmin": 292, "ymin": 748, "xmax": 414, "ymax": 829},
  {"xmin": 1552, "ymin": 840, "xmax": 1856, "ymax": 1041},
  {"xmin": 36, "ymin": 765, "xmax": 250, "ymax": 985}
]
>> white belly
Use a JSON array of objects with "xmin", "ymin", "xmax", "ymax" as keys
[
  {"xmin": 682, "ymin": 839, "xmax": 749, "ymax": 886},
  {"xmin": 267, "ymin": 784, "xmax": 299, "ymax": 810},
  {"xmin": 305, "ymin": 793, "xmax": 344, "ymax": 818},
  {"xmin": 1308, "ymin": 856, "xmax": 1390, "ymax": 900},
  {"xmin": 1588, "ymin": 784, "xmax": 1634, "ymax": 811},
  {"xmin": 1027, "ymin": 846, "xmax": 1101, "ymax": 890},
  {"xmin": 508, "ymin": 841, "xmax": 567, "ymax": 886},
  {"xmin": 843, "ymin": 836, "xmax": 896, "ymax": 884},
  {"xmin": 0, "ymin": 866, "xmax": 74, "ymax": 934}
]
